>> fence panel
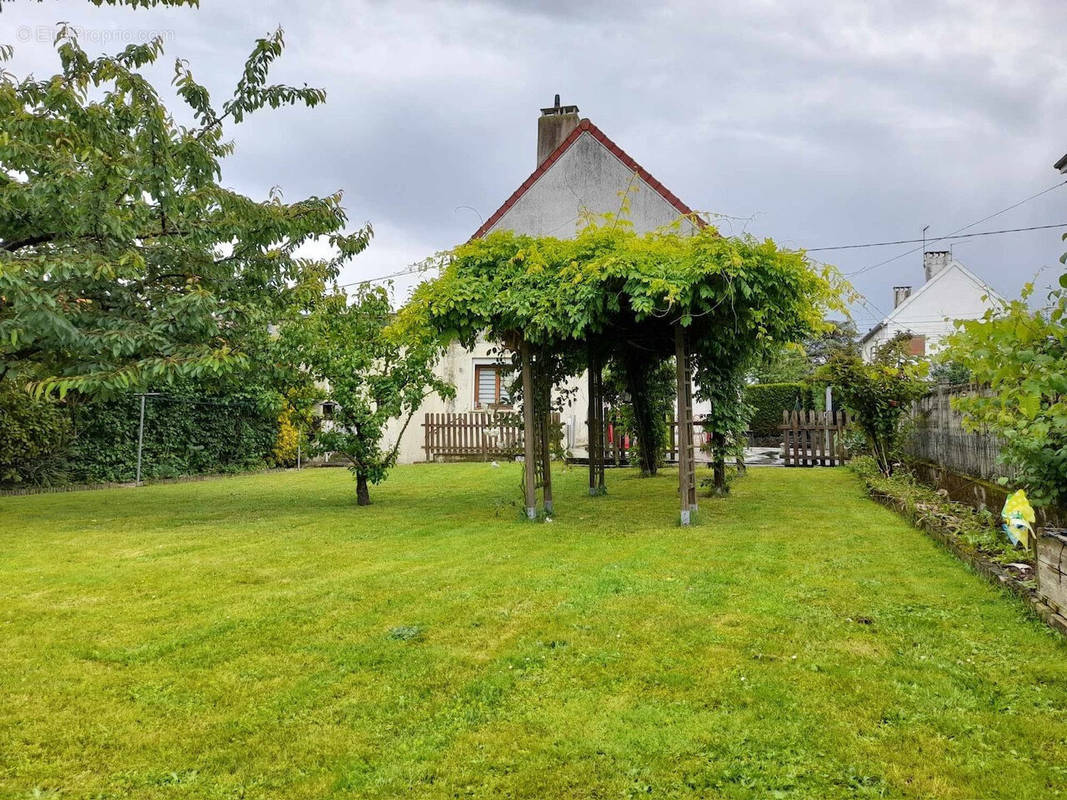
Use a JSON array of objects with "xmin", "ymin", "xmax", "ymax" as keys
[
  {"xmin": 906, "ymin": 387, "xmax": 1012, "ymax": 481},
  {"xmin": 780, "ymin": 409, "xmax": 851, "ymax": 467},
  {"xmin": 423, "ymin": 411, "xmax": 560, "ymax": 462}
]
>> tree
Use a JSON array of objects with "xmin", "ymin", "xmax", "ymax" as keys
[
  {"xmin": 0, "ymin": 26, "xmax": 368, "ymax": 397},
  {"xmin": 750, "ymin": 319, "xmax": 858, "ymax": 383},
  {"xmin": 803, "ymin": 319, "xmax": 859, "ymax": 369},
  {"xmin": 604, "ymin": 357, "xmax": 674, "ymax": 476},
  {"xmin": 944, "ymin": 278, "xmax": 1067, "ymax": 506},
  {"xmin": 277, "ymin": 286, "xmax": 453, "ymax": 505},
  {"xmin": 821, "ymin": 334, "xmax": 928, "ymax": 477},
  {"xmin": 750, "ymin": 343, "xmax": 810, "ymax": 384}
]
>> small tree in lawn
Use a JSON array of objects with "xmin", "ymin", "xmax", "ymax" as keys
[
  {"xmin": 279, "ymin": 286, "xmax": 452, "ymax": 505},
  {"xmin": 821, "ymin": 334, "xmax": 928, "ymax": 477}
]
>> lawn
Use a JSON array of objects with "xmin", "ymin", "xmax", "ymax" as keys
[{"xmin": 2, "ymin": 465, "xmax": 1066, "ymax": 799}]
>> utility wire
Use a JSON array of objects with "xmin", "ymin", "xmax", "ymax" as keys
[
  {"xmin": 334, "ymin": 264, "xmax": 430, "ymax": 289},
  {"xmin": 807, "ymin": 222, "xmax": 1067, "ymax": 253},
  {"xmin": 845, "ymin": 179, "xmax": 1067, "ymax": 277}
]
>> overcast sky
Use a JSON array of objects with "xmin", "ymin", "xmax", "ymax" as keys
[{"xmin": 5, "ymin": 0, "xmax": 1066, "ymax": 330}]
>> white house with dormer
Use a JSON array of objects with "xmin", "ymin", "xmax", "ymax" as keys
[{"xmin": 859, "ymin": 252, "xmax": 1005, "ymax": 361}]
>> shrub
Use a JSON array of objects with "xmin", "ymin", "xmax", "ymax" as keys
[
  {"xmin": 67, "ymin": 390, "xmax": 280, "ymax": 484},
  {"xmin": 821, "ymin": 335, "xmax": 928, "ymax": 476},
  {"xmin": 0, "ymin": 382, "xmax": 72, "ymax": 486},
  {"xmin": 745, "ymin": 382, "xmax": 814, "ymax": 437},
  {"xmin": 944, "ymin": 280, "xmax": 1067, "ymax": 507},
  {"xmin": 273, "ymin": 409, "xmax": 301, "ymax": 467}
]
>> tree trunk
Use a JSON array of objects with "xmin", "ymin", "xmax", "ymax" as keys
[
  {"xmin": 712, "ymin": 431, "xmax": 727, "ymax": 495},
  {"xmin": 622, "ymin": 351, "xmax": 659, "ymax": 477},
  {"xmin": 519, "ymin": 340, "xmax": 538, "ymax": 519},
  {"xmin": 356, "ymin": 472, "xmax": 370, "ymax": 506}
]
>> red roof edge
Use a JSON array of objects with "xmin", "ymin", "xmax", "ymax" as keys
[{"xmin": 470, "ymin": 118, "xmax": 705, "ymax": 240}]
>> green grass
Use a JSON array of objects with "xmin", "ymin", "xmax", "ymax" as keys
[{"xmin": 2, "ymin": 465, "xmax": 1066, "ymax": 799}]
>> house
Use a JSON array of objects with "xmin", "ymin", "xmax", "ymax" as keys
[
  {"xmin": 859, "ymin": 252, "xmax": 1005, "ymax": 361},
  {"xmin": 385, "ymin": 97, "xmax": 705, "ymax": 464}
]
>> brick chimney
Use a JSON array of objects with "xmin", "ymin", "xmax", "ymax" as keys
[
  {"xmin": 893, "ymin": 285, "xmax": 912, "ymax": 308},
  {"xmin": 537, "ymin": 95, "xmax": 580, "ymax": 167},
  {"xmin": 923, "ymin": 251, "xmax": 951, "ymax": 282}
]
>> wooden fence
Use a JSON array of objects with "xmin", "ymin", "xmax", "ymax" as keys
[
  {"xmin": 423, "ymin": 413, "xmax": 712, "ymax": 464},
  {"xmin": 589, "ymin": 420, "xmax": 710, "ymax": 465},
  {"xmin": 423, "ymin": 412, "xmax": 560, "ymax": 462},
  {"xmin": 906, "ymin": 386, "xmax": 1012, "ymax": 481},
  {"xmin": 779, "ymin": 409, "xmax": 851, "ymax": 467}
]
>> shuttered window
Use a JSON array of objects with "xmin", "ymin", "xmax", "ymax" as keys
[{"xmin": 474, "ymin": 365, "xmax": 510, "ymax": 408}]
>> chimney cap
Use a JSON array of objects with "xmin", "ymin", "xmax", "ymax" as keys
[{"xmin": 541, "ymin": 94, "xmax": 579, "ymax": 116}]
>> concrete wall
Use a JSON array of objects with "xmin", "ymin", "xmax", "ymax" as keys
[{"xmin": 488, "ymin": 131, "xmax": 700, "ymax": 238}]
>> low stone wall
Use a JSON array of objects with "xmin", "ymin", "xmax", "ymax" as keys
[
  {"xmin": 909, "ymin": 459, "xmax": 1067, "ymax": 529},
  {"xmin": 860, "ymin": 481, "xmax": 1067, "ymax": 637}
]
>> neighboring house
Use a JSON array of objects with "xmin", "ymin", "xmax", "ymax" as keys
[
  {"xmin": 385, "ymin": 97, "xmax": 706, "ymax": 464},
  {"xmin": 859, "ymin": 252, "xmax": 1005, "ymax": 361}
]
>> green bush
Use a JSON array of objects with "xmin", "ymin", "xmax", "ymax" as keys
[
  {"xmin": 67, "ymin": 391, "xmax": 280, "ymax": 484},
  {"xmin": 0, "ymin": 382, "xmax": 72, "ymax": 486},
  {"xmin": 944, "ymin": 280, "xmax": 1067, "ymax": 507},
  {"xmin": 0, "ymin": 382, "xmax": 283, "ymax": 487},
  {"xmin": 744, "ymin": 382, "xmax": 814, "ymax": 437}
]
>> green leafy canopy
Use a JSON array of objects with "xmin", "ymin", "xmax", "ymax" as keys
[
  {"xmin": 276, "ymin": 285, "xmax": 454, "ymax": 505},
  {"xmin": 943, "ymin": 276, "xmax": 1067, "ymax": 506},
  {"xmin": 0, "ymin": 24, "xmax": 368, "ymax": 398},
  {"xmin": 399, "ymin": 220, "xmax": 845, "ymax": 465}
]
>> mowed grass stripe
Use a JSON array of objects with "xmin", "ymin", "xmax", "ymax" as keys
[{"xmin": 1, "ymin": 465, "xmax": 1065, "ymax": 799}]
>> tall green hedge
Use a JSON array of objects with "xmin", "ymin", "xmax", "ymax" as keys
[
  {"xmin": 745, "ymin": 382, "xmax": 815, "ymax": 437},
  {"xmin": 0, "ymin": 383, "xmax": 73, "ymax": 486},
  {"xmin": 0, "ymin": 385, "xmax": 281, "ymax": 486},
  {"xmin": 67, "ymin": 392, "xmax": 280, "ymax": 484}
]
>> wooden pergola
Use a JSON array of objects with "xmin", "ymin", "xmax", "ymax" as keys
[
  {"xmin": 514, "ymin": 315, "xmax": 700, "ymax": 526},
  {"xmin": 402, "ymin": 224, "xmax": 831, "ymax": 526}
]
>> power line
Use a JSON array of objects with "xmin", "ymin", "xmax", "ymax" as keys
[
  {"xmin": 334, "ymin": 264, "xmax": 430, "ymax": 289},
  {"xmin": 845, "ymin": 179, "xmax": 1067, "ymax": 277},
  {"xmin": 807, "ymin": 222, "xmax": 1067, "ymax": 253}
]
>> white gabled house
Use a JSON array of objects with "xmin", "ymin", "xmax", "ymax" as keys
[
  {"xmin": 384, "ymin": 97, "xmax": 707, "ymax": 464},
  {"xmin": 859, "ymin": 252, "xmax": 1005, "ymax": 361}
]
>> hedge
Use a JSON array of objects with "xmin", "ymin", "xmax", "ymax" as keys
[
  {"xmin": 745, "ymin": 382, "xmax": 815, "ymax": 437},
  {"xmin": 0, "ymin": 384, "xmax": 282, "ymax": 486},
  {"xmin": 67, "ymin": 392, "xmax": 280, "ymax": 484}
]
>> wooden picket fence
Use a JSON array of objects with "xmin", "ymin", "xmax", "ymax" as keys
[
  {"xmin": 779, "ymin": 409, "xmax": 852, "ymax": 467},
  {"xmin": 422, "ymin": 411, "xmax": 560, "ymax": 462},
  {"xmin": 587, "ymin": 419, "xmax": 710, "ymax": 465}
]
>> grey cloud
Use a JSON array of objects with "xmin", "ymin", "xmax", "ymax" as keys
[{"xmin": 5, "ymin": 0, "xmax": 1066, "ymax": 325}]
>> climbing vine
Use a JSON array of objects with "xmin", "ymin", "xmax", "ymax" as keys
[{"xmin": 399, "ymin": 219, "xmax": 844, "ymax": 498}]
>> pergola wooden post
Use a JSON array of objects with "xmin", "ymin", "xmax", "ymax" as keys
[
  {"xmin": 587, "ymin": 349, "xmax": 606, "ymax": 495},
  {"xmin": 539, "ymin": 395, "xmax": 554, "ymax": 515},
  {"xmin": 674, "ymin": 324, "xmax": 698, "ymax": 524},
  {"xmin": 519, "ymin": 339, "xmax": 538, "ymax": 519}
]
